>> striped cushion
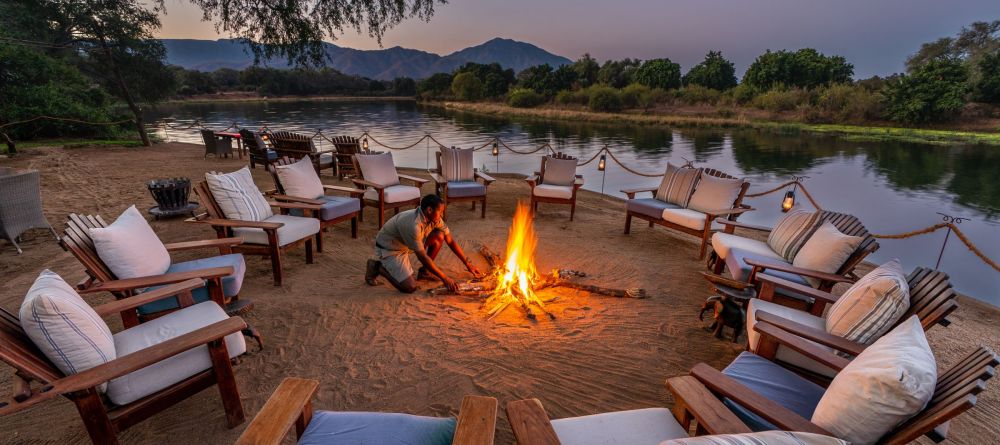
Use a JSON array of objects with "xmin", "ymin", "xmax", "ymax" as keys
[
  {"xmin": 205, "ymin": 167, "xmax": 273, "ymax": 221},
  {"xmin": 440, "ymin": 147, "xmax": 475, "ymax": 181},
  {"xmin": 767, "ymin": 210, "xmax": 821, "ymax": 261},
  {"xmin": 19, "ymin": 270, "xmax": 116, "ymax": 392},
  {"xmin": 825, "ymin": 259, "xmax": 910, "ymax": 345},
  {"xmin": 655, "ymin": 163, "xmax": 701, "ymax": 207},
  {"xmin": 661, "ymin": 431, "xmax": 848, "ymax": 445}
]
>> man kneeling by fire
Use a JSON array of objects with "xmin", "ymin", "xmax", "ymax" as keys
[{"xmin": 366, "ymin": 194, "xmax": 483, "ymax": 293}]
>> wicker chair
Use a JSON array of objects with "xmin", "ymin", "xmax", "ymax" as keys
[
  {"xmin": 201, "ymin": 129, "xmax": 234, "ymax": 159},
  {"xmin": 0, "ymin": 170, "xmax": 58, "ymax": 254}
]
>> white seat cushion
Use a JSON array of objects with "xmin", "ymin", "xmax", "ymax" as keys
[
  {"xmin": 275, "ymin": 156, "xmax": 324, "ymax": 199},
  {"xmin": 363, "ymin": 184, "xmax": 422, "ymax": 204},
  {"xmin": 107, "ymin": 301, "xmax": 246, "ymax": 405},
  {"xmin": 686, "ymin": 175, "xmax": 744, "ymax": 215},
  {"xmin": 205, "ymin": 167, "xmax": 274, "ymax": 221},
  {"xmin": 20, "ymin": 270, "xmax": 116, "ymax": 392},
  {"xmin": 89, "ymin": 205, "xmax": 171, "ymax": 279},
  {"xmin": 533, "ymin": 183, "xmax": 574, "ymax": 199},
  {"xmin": 793, "ymin": 222, "xmax": 863, "ymax": 287},
  {"xmin": 233, "ymin": 214, "xmax": 320, "ymax": 246},
  {"xmin": 710, "ymin": 232, "xmax": 783, "ymax": 261},
  {"xmin": 551, "ymin": 408, "xmax": 688, "ymax": 445},
  {"xmin": 812, "ymin": 316, "xmax": 936, "ymax": 444},
  {"xmin": 747, "ymin": 298, "xmax": 837, "ymax": 378},
  {"xmin": 661, "ymin": 431, "xmax": 848, "ymax": 445},
  {"xmin": 660, "ymin": 208, "xmax": 724, "ymax": 232}
]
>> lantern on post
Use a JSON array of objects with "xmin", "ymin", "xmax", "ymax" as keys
[
  {"xmin": 781, "ymin": 189, "xmax": 796, "ymax": 212},
  {"xmin": 598, "ymin": 149, "xmax": 608, "ymax": 195},
  {"xmin": 362, "ymin": 136, "xmax": 369, "ymax": 152},
  {"xmin": 492, "ymin": 139, "xmax": 500, "ymax": 172},
  {"xmin": 598, "ymin": 154, "xmax": 606, "ymax": 171}
]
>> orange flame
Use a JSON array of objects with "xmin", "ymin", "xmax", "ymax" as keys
[{"xmin": 486, "ymin": 201, "xmax": 546, "ymax": 317}]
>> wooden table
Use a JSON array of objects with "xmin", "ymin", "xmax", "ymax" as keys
[{"xmin": 215, "ymin": 132, "xmax": 244, "ymax": 159}]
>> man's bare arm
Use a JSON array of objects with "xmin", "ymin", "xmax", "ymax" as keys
[{"xmin": 445, "ymin": 232, "xmax": 483, "ymax": 278}]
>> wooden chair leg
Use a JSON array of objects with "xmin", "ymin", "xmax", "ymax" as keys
[
  {"xmin": 350, "ymin": 216, "xmax": 358, "ymax": 238},
  {"xmin": 480, "ymin": 198, "xmax": 486, "ymax": 218},
  {"xmin": 624, "ymin": 213, "xmax": 632, "ymax": 234},
  {"xmin": 305, "ymin": 239, "xmax": 314, "ymax": 264},
  {"xmin": 315, "ymin": 229, "xmax": 323, "ymax": 253},
  {"xmin": 70, "ymin": 389, "xmax": 118, "ymax": 445},
  {"xmin": 570, "ymin": 200, "xmax": 576, "ymax": 221},
  {"xmin": 207, "ymin": 339, "xmax": 245, "ymax": 428},
  {"xmin": 269, "ymin": 243, "xmax": 283, "ymax": 286},
  {"xmin": 713, "ymin": 255, "xmax": 726, "ymax": 274},
  {"xmin": 378, "ymin": 202, "xmax": 385, "ymax": 228}
]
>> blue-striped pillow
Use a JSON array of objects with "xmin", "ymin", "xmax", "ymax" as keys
[{"xmin": 19, "ymin": 270, "xmax": 116, "ymax": 392}]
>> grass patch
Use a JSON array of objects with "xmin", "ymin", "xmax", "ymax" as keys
[{"xmin": 16, "ymin": 139, "xmax": 147, "ymax": 149}]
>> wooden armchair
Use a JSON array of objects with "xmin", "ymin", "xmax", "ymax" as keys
[
  {"xmin": 268, "ymin": 156, "xmax": 363, "ymax": 241},
  {"xmin": 240, "ymin": 129, "xmax": 277, "ymax": 170},
  {"xmin": 190, "ymin": 181, "xmax": 322, "ymax": 286},
  {"xmin": 506, "ymin": 376, "xmax": 755, "ymax": 445},
  {"xmin": 692, "ymin": 321, "xmax": 997, "ymax": 444},
  {"xmin": 0, "ymin": 279, "xmax": 248, "ymax": 445},
  {"xmin": 329, "ymin": 135, "xmax": 368, "ymax": 180},
  {"xmin": 351, "ymin": 153, "xmax": 429, "ymax": 228},
  {"xmin": 747, "ymin": 267, "xmax": 959, "ymax": 380},
  {"xmin": 624, "ymin": 167, "xmax": 752, "ymax": 259},
  {"xmin": 711, "ymin": 210, "xmax": 879, "ymax": 311},
  {"xmin": 235, "ymin": 377, "xmax": 497, "ymax": 445},
  {"xmin": 269, "ymin": 131, "xmax": 334, "ymax": 175},
  {"xmin": 430, "ymin": 149, "xmax": 496, "ymax": 219},
  {"xmin": 526, "ymin": 152, "xmax": 584, "ymax": 221},
  {"xmin": 59, "ymin": 213, "xmax": 249, "ymax": 328}
]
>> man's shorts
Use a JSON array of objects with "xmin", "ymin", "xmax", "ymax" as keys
[{"xmin": 374, "ymin": 247, "xmax": 413, "ymax": 282}]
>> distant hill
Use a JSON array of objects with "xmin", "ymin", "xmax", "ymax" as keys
[{"xmin": 160, "ymin": 37, "xmax": 572, "ymax": 80}]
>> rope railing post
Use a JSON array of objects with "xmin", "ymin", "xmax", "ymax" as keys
[{"xmin": 935, "ymin": 213, "xmax": 970, "ymax": 269}]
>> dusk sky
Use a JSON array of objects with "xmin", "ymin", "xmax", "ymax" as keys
[{"xmin": 156, "ymin": 0, "xmax": 1000, "ymax": 78}]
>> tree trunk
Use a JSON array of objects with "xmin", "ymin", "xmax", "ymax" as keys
[{"xmin": 97, "ymin": 34, "xmax": 150, "ymax": 147}]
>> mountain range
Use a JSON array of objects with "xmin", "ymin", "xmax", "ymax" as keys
[{"xmin": 161, "ymin": 37, "xmax": 572, "ymax": 80}]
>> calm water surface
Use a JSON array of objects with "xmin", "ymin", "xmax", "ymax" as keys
[{"xmin": 148, "ymin": 100, "xmax": 1000, "ymax": 306}]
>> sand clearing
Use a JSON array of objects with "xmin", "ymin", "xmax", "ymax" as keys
[{"xmin": 0, "ymin": 142, "xmax": 997, "ymax": 444}]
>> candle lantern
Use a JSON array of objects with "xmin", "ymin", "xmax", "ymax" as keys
[
  {"xmin": 492, "ymin": 141, "xmax": 499, "ymax": 156},
  {"xmin": 362, "ymin": 137, "xmax": 369, "ymax": 151},
  {"xmin": 598, "ymin": 154, "xmax": 607, "ymax": 171},
  {"xmin": 781, "ymin": 190, "xmax": 796, "ymax": 212}
]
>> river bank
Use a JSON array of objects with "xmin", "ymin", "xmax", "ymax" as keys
[
  {"xmin": 163, "ymin": 93, "xmax": 415, "ymax": 105},
  {"xmin": 436, "ymin": 101, "xmax": 1000, "ymax": 147}
]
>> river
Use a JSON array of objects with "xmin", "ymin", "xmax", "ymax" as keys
[{"xmin": 148, "ymin": 99, "xmax": 1000, "ymax": 306}]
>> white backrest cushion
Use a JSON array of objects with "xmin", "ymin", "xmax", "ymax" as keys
[
  {"xmin": 205, "ymin": 167, "xmax": 274, "ymax": 221},
  {"xmin": 793, "ymin": 221, "xmax": 863, "ymax": 287},
  {"xmin": 655, "ymin": 163, "xmax": 701, "ymax": 207},
  {"xmin": 767, "ymin": 209, "xmax": 821, "ymax": 261},
  {"xmin": 90, "ymin": 205, "xmax": 171, "ymax": 279},
  {"xmin": 356, "ymin": 152, "xmax": 400, "ymax": 187},
  {"xmin": 812, "ymin": 316, "xmax": 936, "ymax": 444},
  {"xmin": 686, "ymin": 174, "xmax": 744, "ymax": 213},
  {"xmin": 542, "ymin": 157, "xmax": 578, "ymax": 186},
  {"xmin": 275, "ymin": 156, "xmax": 324, "ymax": 199},
  {"xmin": 825, "ymin": 259, "xmax": 910, "ymax": 345},
  {"xmin": 440, "ymin": 147, "xmax": 475, "ymax": 181},
  {"xmin": 661, "ymin": 431, "xmax": 848, "ymax": 445},
  {"xmin": 19, "ymin": 270, "xmax": 116, "ymax": 392}
]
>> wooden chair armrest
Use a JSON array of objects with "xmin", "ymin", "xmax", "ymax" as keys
[
  {"xmin": 753, "ymin": 321, "xmax": 851, "ymax": 373},
  {"xmin": 701, "ymin": 207, "xmax": 753, "ymax": 218},
  {"xmin": 755, "ymin": 274, "xmax": 840, "ymax": 305},
  {"xmin": 714, "ymin": 219, "xmax": 772, "ymax": 232},
  {"xmin": 78, "ymin": 267, "xmax": 234, "ymax": 293},
  {"xmin": 666, "ymin": 375, "xmax": 753, "ymax": 435},
  {"xmin": 506, "ymin": 398, "xmax": 561, "ymax": 445},
  {"xmin": 322, "ymin": 185, "xmax": 365, "ymax": 197},
  {"xmin": 269, "ymin": 194, "xmax": 325, "ymax": 205},
  {"xmin": 50, "ymin": 317, "xmax": 247, "ymax": 395},
  {"xmin": 429, "ymin": 172, "xmax": 447, "ymax": 184},
  {"xmin": 475, "ymin": 171, "xmax": 496, "ymax": 184},
  {"xmin": 351, "ymin": 178, "xmax": 384, "ymax": 189},
  {"xmin": 453, "ymin": 395, "xmax": 498, "ymax": 445},
  {"xmin": 397, "ymin": 173, "xmax": 429, "ymax": 186},
  {"xmin": 689, "ymin": 363, "xmax": 832, "ymax": 435},
  {"xmin": 187, "ymin": 217, "xmax": 284, "ymax": 230},
  {"xmin": 620, "ymin": 187, "xmax": 658, "ymax": 200},
  {"xmin": 747, "ymin": 259, "xmax": 852, "ymax": 285},
  {"xmin": 269, "ymin": 201, "xmax": 323, "ymax": 211},
  {"xmin": 236, "ymin": 377, "xmax": 320, "ymax": 445},
  {"xmin": 92, "ymin": 279, "xmax": 205, "ymax": 317},
  {"xmin": 163, "ymin": 237, "xmax": 244, "ymax": 252},
  {"xmin": 755, "ymin": 312, "xmax": 865, "ymax": 357}
]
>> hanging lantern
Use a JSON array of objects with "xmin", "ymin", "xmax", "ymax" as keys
[
  {"xmin": 781, "ymin": 189, "xmax": 796, "ymax": 212},
  {"xmin": 492, "ymin": 141, "xmax": 499, "ymax": 156},
  {"xmin": 598, "ymin": 154, "xmax": 607, "ymax": 171},
  {"xmin": 362, "ymin": 137, "xmax": 369, "ymax": 151}
]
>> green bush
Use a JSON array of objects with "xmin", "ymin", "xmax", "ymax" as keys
[
  {"xmin": 679, "ymin": 84, "xmax": 722, "ymax": 105},
  {"xmin": 633, "ymin": 58, "xmax": 682, "ymax": 90},
  {"xmin": 975, "ymin": 51, "xmax": 1000, "ymax": 104},
  {"xmin": 752, "ymin": 87, "xmax": 810, "ymax": 112},
  {"xmin": 817, "ymin": 83, "xmax": 885, "ymax": 122},
  {"xmin": 683, "ymin": 51, "xmax": 738, "ymax": 90},
  {"xmin": 587, "ymin": 85, "xmax": 623, "ymax": 112},
  {"xmin": 451, "ymin": 72, "xmax": 484, "ymax": 101},
  {"xmin": 884, "ymin": 59, "xmax": 968, "ymax": 124},
  {"xmin": 728, "ymin": 84, "xmax": 757, "ymax": 105},
  {"xmin": 620, "ymin": 83, "xmax": 652, "ymax": 109},
  {"xmin": 555, "ymin": 89, "xmax": 589, "ymax": 106},
  {"xmin": 507, "ymin": 88, "xmax": 545, "ymax": 108},
  {"xmin": 743, "ymin": 48, "xmax": 854, "ymax": 90}
]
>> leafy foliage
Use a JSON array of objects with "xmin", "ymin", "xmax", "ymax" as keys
[
  {"xmin": 633, "ymin": 58, "xmax": 682, "ymax": 90},
  {"xmin": 507, "ymin": 88, "xmax": 545, "ymax": 108},
  {"xmin": 743, "ymin": 48, "xmax": 853, "ymax": 90},
  {"xmin": 597, "ymin": 58, "xmax": 641, "ymax": 88},
  {"xmin": 516, "ymin": 64, "xmax": 576, "ymax": 97},
  {"xmin": 571, "ymin": 54, "xmax": 600, "ymax": 87},
  {"xmin": 454, "ymin": 63, "xmax": 515, "ymax": 98},
  {"xmin": 451, "ymin": 72, "xmax": 484, "ymax": 101},
  {"xmin": 417, "ymin": 72, "xmax": 454, "ymax": 98},
  {"xmin": 587, "ymin": 85, "xmax": 622, "ymax": 112},
  {"xmin": 683, "ymin": 51, "xmax": 737, "ymax": 90},
  {"xmin": 974, "ymin": 51, "xmax": 1000, "ymax": 103},
  {"xmin": 884, "ymin": 59, "xmax": 969, "ymax": 123}
]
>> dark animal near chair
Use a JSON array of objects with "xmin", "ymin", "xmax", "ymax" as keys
[{"xmin": 699, "ymin": 294, "xmax": 745, "ymax": 342}]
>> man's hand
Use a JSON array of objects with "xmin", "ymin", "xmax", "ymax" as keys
[
  {"xmin": 468, "ymin": 264, "xmax": 484, "ymax": 279},
  {"xmin": 443, "ymin": 277, "xmax": 459, "ymax": 293}
]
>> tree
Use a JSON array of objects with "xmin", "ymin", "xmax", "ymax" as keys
[
  {"xmin": 975, "ymin": 51, "xmax": 1000, "ymax": 103},
  {"xmin": 393, "ymin": 77, "xmax": 416, "ymax": 96},
  {"xmin": 742, "ymin": 48, "xmax": 853, "ymax": 90},
  {"xmin": 683, "ymin": 51, "xmax": 737, "ymax": 90},
  {"xmin": 634, "ymin": 58, "xmax": 682, "ymax": 90},
  {"xmin": 451, "ymin": 72, "xmax": 484, "ymax": 101},
  {"xmin": 516, "ymin": 64, "xmax": 576, "ymax": 97},
  {"xmin": 417, "ymin": 72, "xmax": 453, "ymax": 98},
  {"xmin": 572, "ymin": 53, "xmax": 600, "ymax": 87},
  {"xmin": 597, "ymin": 58, "xmax": 641, "ymax": 88},
  {"xmin": 884, "ymin": 59, "xmax": 969, "ymax": 124},
  {"xmin": 906, "ymin": 20, "xmax": 1000, "ymax": 74},
  {"xmin": 454, "ymin": 62, "xmax": 514, "ymax": 97}
]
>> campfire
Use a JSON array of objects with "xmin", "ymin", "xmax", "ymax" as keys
[{"xmin": 430, "ymin": 201, "xmax": 648, "ymax": 320}]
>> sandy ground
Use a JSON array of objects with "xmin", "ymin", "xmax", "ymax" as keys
[{"xmin": 0, "ymin": 142, "xmax": 997, "ymax": 444}]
